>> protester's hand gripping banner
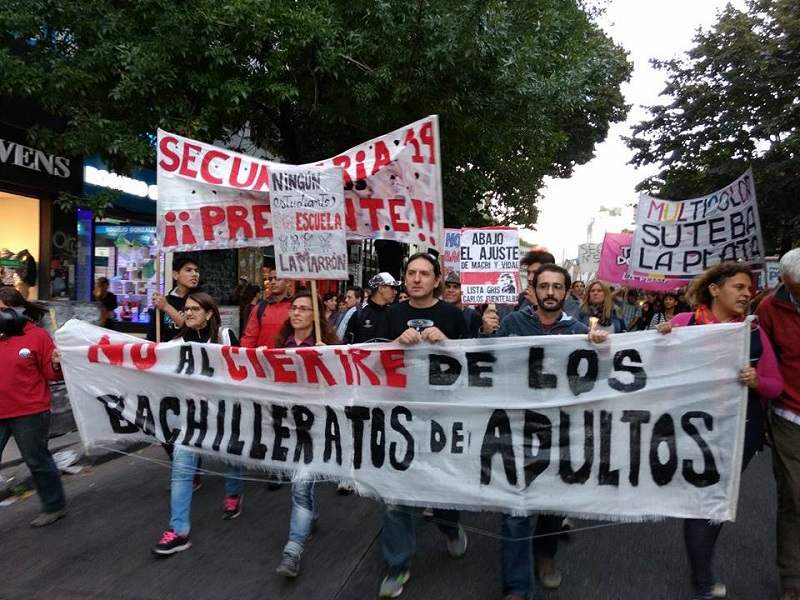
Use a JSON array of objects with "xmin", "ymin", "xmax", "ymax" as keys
[
  {"xmin": 597, "ymin": 233, "xmax": 690, "ymax": 292},
  {"xmin": 628, "ymin": 169, "xmax": 765, "ymax": 279},
  {"xmin": 156, "ymin": 116, "xmax": 443, "ymax": 251},
  {"xmin": 268, "ymin": 164, "xmax": 347, "ymax": 279},
  {"xmin": 57, "ymin": 319, "xmax": 749, "ymax": 522},
  {"xmin": 459, "ymin": 227, "xmax": 521, "ymax": 305}
]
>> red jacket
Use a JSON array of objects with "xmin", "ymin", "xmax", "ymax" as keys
[
  {"xmin": 0, "ymin": 321, "xmax": 63, "ymax": 419},
  {"xmin": 240, "ymin": 297, "xmax": 291, "ymax": 349},
  {"xmin": 756, "ymin": 285, "xmax": 800, "ymax": 414}
]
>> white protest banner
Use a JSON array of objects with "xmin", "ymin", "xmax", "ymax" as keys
[
  {"xmin": 57, "ymin": 319, "xmax": 749, "ymax": 521},
  {"xmin": 443, "ymin": 228, "xmax": 461, "ymax": 279},
  {"xmin": 268, "ymin": 164, "xmax": 347, "ymax": 279},
  {"xmin": 459, "ymin": 227, "xmax": 521, "ymax": 305},
  {"xmin": 156, "ymin": 116, "xmax": 443, "ymax": 252},
  {"xmin": 629, "ymin": 169, "xmax": 765, "ymax": 279},
  {"xmin": 578, "ymin": 242, "xmax": 602, "ymax": 276}
]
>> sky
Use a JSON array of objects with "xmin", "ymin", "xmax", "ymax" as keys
[{"xmin": 521, "ymin": 0, "xmax": 746, "ymax": 262}]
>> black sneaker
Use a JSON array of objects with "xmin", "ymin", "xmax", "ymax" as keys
[
  {"xmin": 276, "ymin": 552, "xmax": 300, "ymax": 578},
  {"xmin": 154, "ymin": 529, "xmax": 191, "ymax": 555}
]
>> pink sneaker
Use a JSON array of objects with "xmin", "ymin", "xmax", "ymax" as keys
[{"xmin": 222, "ymin": 495, "xmax": 242, "ymax": 520}]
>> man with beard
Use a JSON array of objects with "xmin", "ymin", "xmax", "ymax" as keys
[{"xmin": 482, "ymin": 264, "xmax": 607, "ymax": 600}]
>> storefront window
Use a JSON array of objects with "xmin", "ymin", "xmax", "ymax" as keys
[
  {"xmin": 93, "ymin": 224, "xmax": 158, "ymax": 323},
  {"xmin": 0, "ymin": 192, "xmax": 41, "ymax": 300}
]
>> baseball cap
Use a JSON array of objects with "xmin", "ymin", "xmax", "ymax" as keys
[
  {"xmin": 444, "ymin": 272, "xmax": 461, "ymax": 285},
  {"xmin": 368, "ymin": 272, "xmax": 402, "ymax": 290}
]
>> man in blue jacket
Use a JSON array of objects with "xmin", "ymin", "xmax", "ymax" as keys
[{"xmin": 482, "ymin": 264, "xmax": 607, "ymax": 600}]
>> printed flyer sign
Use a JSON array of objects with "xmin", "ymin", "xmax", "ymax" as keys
[
  {"xmin": 459, "ymin": 227, "xmax": 520, "ymax": 304},
  {"xmin": 269, "ymin": 165, "xmax": 346, "ymax": 280},
  {"xmin": 443, "ymin": 228, "xmax": 461, "ymax": 278}
]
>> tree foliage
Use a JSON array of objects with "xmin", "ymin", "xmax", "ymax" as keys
[
  {"xmin": 626, "ymin": 0, "xmax": 800, "ymax": 254},
  {"xmin": 0, "ymin": 0, "xmax": 630, "ymax": 228}
]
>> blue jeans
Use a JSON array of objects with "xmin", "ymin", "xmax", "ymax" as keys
[
  {"xmin": 169, "ymin": 446, "xmax": 242, "ymax": 535},
  {"xmin": 501, "ymin": 513, "xmax": 562, "ymax": 599},
  {"xmin": 284, "ymin": 474, "xmax": 316, "ymax": 557},
  {"xmin": 0, "ymin": 411, "xmax": 66, "ymax": 513},
  {"xmin": 382, "ymin": 504, "xmax": 460, "ymax": 570}
]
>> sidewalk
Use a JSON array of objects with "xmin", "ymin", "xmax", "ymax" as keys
[{"xmin": 0, "ymin": 430, "xmax": 149, "ymax": 501}]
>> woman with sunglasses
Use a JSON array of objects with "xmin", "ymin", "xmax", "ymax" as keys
[
  {"xmin": 657, "ymin": 263, "xmax": 783, "ymax": 600},
  {"xmin": 274, "ymin": 290, "xmax": 339, "ymax": 578},
  {"xmin": 153, "ymin": 292, "xmax": 244, "ymax": 556}
]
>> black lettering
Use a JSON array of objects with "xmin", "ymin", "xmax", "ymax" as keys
[
  {"xmin": 97, "ymin": 394, "xmax": 138, "ymax": 434},
  {"xmin": 134, "ymin": 395, "xmax": 156, "ymax": 435},
  {"xmin": 200, "ymin": 347, "xmax": 214, "ymax": 377},
  {"xmin": 467, "ymin": 351, "xmax": 495, "ymax": 387},
  {"xmin": 598, "ymin": 411, "xmax": 619, "ymax": 486},
  {"xmin": 183, "ymin": 399, "xmax": 208, "ymax": 447},
  {"xmin": 292, "ymin": 405, "xmax": 315, "ymax": 464},
  {"xmin": 681, "ymin": 411, "xmax": 720, "ymax": 487},
  {"xmin": 227, "ymin": 402, "xmax": 245, "ymax": 455},
  {"xmin": 480, "ymin": 409, "xmax": 517, "ymax": 485},
  {"xmin": 451, "ymin": 422, "xmax": 465, "ymax": 454},
  {"xmin": 649, "ymin": 414, "xmax": 678, "ymax": 485},
  {"xmin": 176, "ymin": 345, "xmax": 195, "ymax": 375},
  {"xmin": 345, "ymin": 406, "xmax": 370, "ymax": 469},
  {"xmin": 523, "ymin": 411, "xmax": 551, "ymax": 487},
  {"xmin": 159, "ymin": 396, "xmax": 181, "ymax": 444},
  {"xmin": 272, "ymin": 405, "xmax": 291, "ymax": 462},
  {"xmin": 324, "ymin": 406, "xmax": 342, "ymax": 465},
  {"xmin": 429, "ymin": 353, "xmax": 462, "ymax": 386},
  {"xmin": 621, "ymin": 410, "xmax": 650, "ymax": 486},
  {"xmin": 528, "ymin": 347, "xmax": 557, "ymax": 389},
  {"xmin": 213, "ymin": 400, "xmax": 226, "ymax": 452},
  {"xmin": 430, "ymin": 420, "xmax": 447, "ymax": 453},
  {"xmin": 559, "ymin": 410, "xmax": 594, "ymax": 484},
  {"xmin": 609, "ymin": 349, "xmax": 647, "ymax": 393},
  {"xmin": 567, "ymin": 350, "xmax": 598, "ymax": 396},
  {"xmin": 389, "ymin": 406, "xmax": 414, "ymax": 470},
  {"xmin": 370, "ymin": 408, "xmax": 386, "ymax": 468},
  {"xmin": 250, "ymin": 403, "xmax": 268, "ymax": 459}
]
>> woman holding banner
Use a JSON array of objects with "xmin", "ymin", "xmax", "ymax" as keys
[
  {"xmin": 153, "ymin": 292, "xmax": 244, "ymax": 556},
  {"xmin": 274, "ymin": 289, "xmax": 340, "ymax": 579},
  {"xmin": 577, "ymin": 280, "xmax": 626, "ymax": 333},
  {"xmin": 657, "ymin": 262, "xmax": 783, "ymax": 600}
]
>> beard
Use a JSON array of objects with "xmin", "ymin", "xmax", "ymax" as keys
[{"xmin": 535, "ymin": 293, "xmax": 565, "ymax": 314}]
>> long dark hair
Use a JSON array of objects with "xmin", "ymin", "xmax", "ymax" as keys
[
  {"xmin": 0, "ymin": 286, "xmax": 45, "ymax": 323},
  {"xmin": 274, "ymin": 290, "xmax": 339, "ymax": 348},
  {"xmin": 176, "ymin": 292, "xmax": 221, "ymax": 343}
]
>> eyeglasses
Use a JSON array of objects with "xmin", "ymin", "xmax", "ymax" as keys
[
  {"xmin": 290, "ymin": 305, "xmax": 313, "ymax": 313},
  {"xmin": 536, "ymin": 283, "xmax": 565, "ymax": 292},
  {"xmin": 183, "ymin": 306, "xmax": 204, "ymax": 313}
]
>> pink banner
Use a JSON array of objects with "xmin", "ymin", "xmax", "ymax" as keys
[{"xmin": 597, "ymin": 233, "xmax": 690, "ymax": 292}]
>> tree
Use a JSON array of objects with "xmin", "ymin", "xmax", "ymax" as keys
[
  {"xmin": 626, "ymin": 0, "xmax": 800, "ymax": 254},
  {"xmin": 0, "ymin": 0, "xmax": 630, "ymax": 227}
]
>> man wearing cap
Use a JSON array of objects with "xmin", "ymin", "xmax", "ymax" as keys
[
  {"xmin": 344, "ymin": 272, "xmax": 401, "ymax": 344},
  {"xmin": 442, "ymin": 271, "xmax": 482, "ymax": 338}
]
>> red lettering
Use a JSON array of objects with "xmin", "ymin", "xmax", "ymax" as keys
[
  {"xmin": 247, "ymin": 349, "xmax": 267, "ymax": 378},
  {"xmin": 371, "ymin": 141, "xmax": 392, "ymax": 175},
  {"xmin": 222, "ymin": 346, "xmax": 247, "ymax": 381},
  {"xmin": 403, "ymin": 129, "xmax": 424, "ymax": 164},
  {"xmin": 252, "ymin": 204, "xmax": 272, "ymax": 238},
  {"xmin": 298, "ymin": 349, "xmax": 337, "ymax": 385},
  {"xmin": 200, "ymin": 150, "xmax": 227, "ymax": 185},
  {"xmin": 344, "ymin": 196, "xmax": 357, "ymax": 233},
  {"xmin": 87, "ymin": 335, "xmax": 122, "ymax": 365},
  {"xmin": 360, "ymin": 197, "xmax": 385, "ymax": 231},
  {"xmin": 178, "ymin": 142, "xmax": 202, "ymax": 178},
  {"xmin": 348, "ymin": 348, "xmax": 380, "ymax": 385},
  {"xmin": 388, "ymin": 199, "xmax": 410, "ymax": 232},
  {"xmin": 227, "ymin": 205, "xmax": 253, "ymax": 240},
  {"xmin": 380, "ymin": 350, "xmax": 407, "ymax": 388},
  {"xmin": 130, "ymin": 342, "xmax": 157, "ymax": 370},
  {"xmin": 265, "ymin": 350, "xmax": 298, "ymax": 383},
  {"xmin": 335, "ymin": 349, "xmax": 355, "ymax": 385},
  {"xmin": 419, "ymin": 120, "xmax": 435, "ymax": 164},
  {"xmin": 252, "ymin": 164, "xmax": 270, "ymax": 191},
  {"xmin": 230, "ymin": 156, "xmax": 257, "ymax": 188},
  {"xmin": 200, "ymin": 206, "xmax": 226, "ymax": 241},
  {"xmin": 332, "ymin": 155, "xmax": 353, "ymax": 185},
  {"xmin": 158, "ymin": 136, "xmax": 180, "ymax": 171}
]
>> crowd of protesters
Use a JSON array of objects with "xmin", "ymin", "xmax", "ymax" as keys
[{"xmin": 3, "ymin": 245, "xmax": 800, "ymax": 600}]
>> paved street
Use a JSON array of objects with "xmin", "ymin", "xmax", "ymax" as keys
[{"xmin": 0, "ymin": 443, "xmax": 781, "ymax": 600}]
